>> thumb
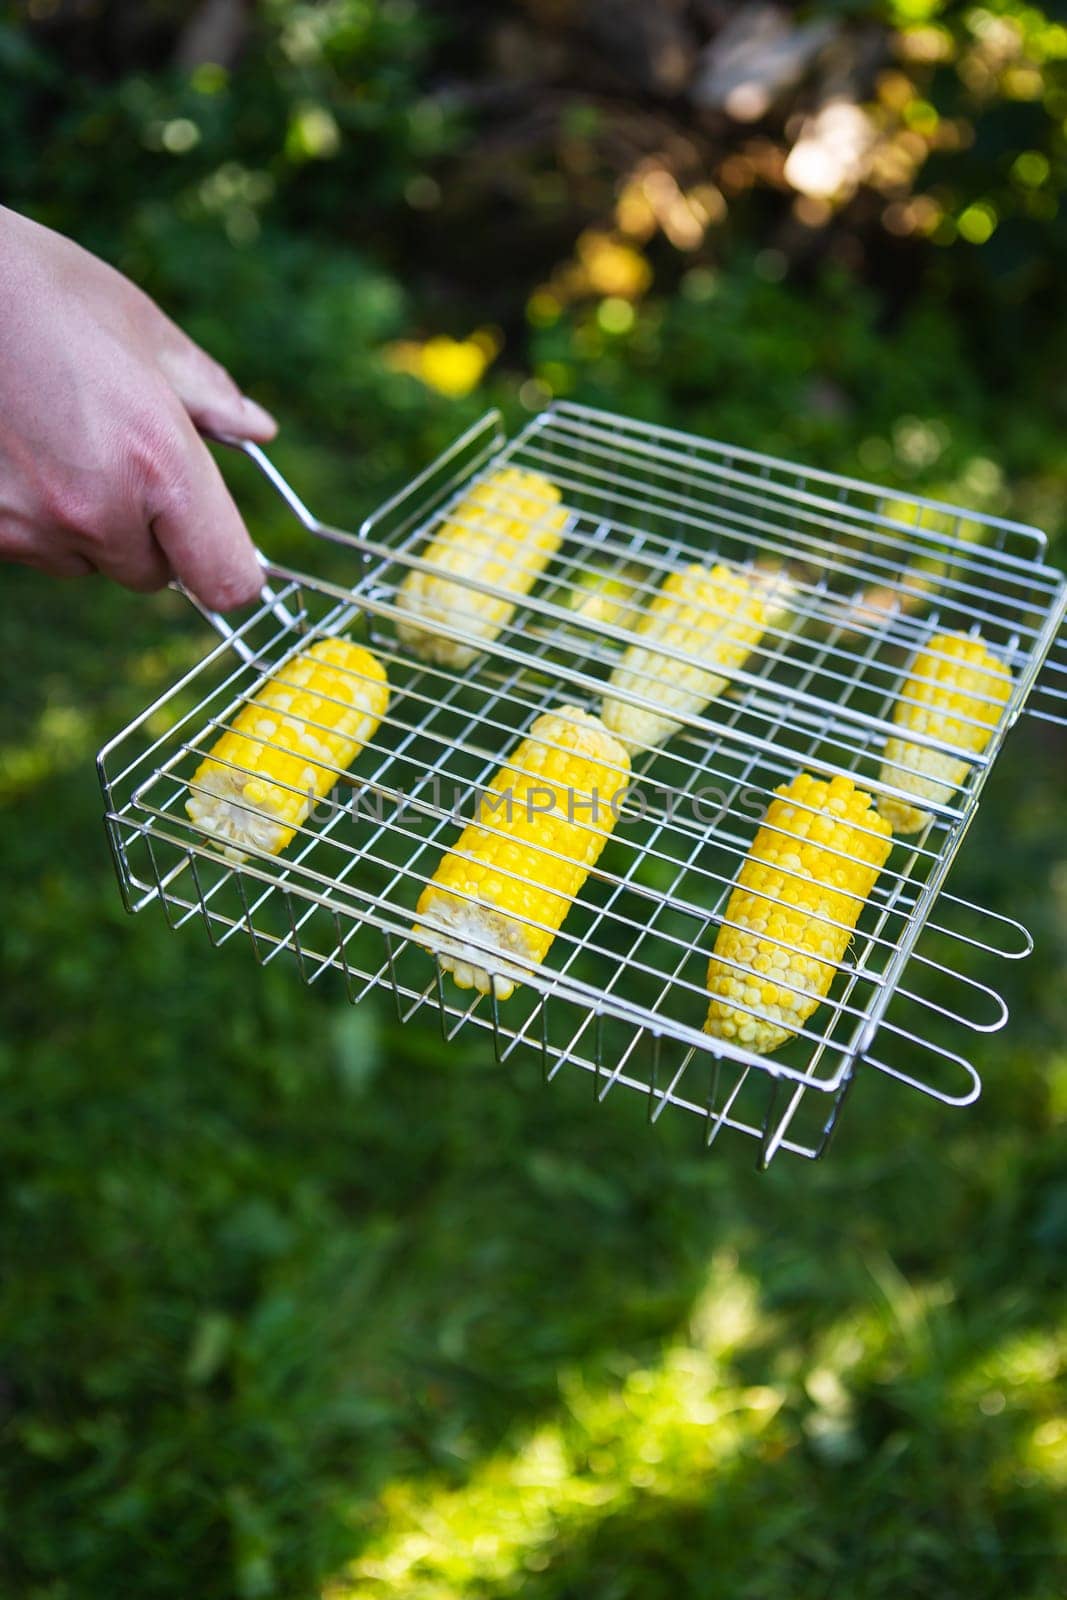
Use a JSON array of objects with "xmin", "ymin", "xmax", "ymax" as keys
[{"xmin": 156, "ymin": 330, "xmax": 277, "ymax": 443}]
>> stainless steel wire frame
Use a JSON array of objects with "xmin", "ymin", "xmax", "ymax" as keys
[{"xmin": 97, "ymin": 403, "xmax": 1062, "ymax": 1164}]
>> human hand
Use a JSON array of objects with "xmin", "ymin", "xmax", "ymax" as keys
[{"xmin": 0, "ymin": 205, "xmax": 276, "ymax": 609}]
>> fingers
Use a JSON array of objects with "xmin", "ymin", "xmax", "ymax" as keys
[
  {"xmin": 5, "ymin": 490, "xmax": 173, "ymax": 593},
  {"xmin": 155, "ymin": 324, "xmax": 277, "ymax": 443},
  {"xmin": 86, "ymin": 521, "xmax": 172, "ymax": 593},
  {"xmin": 147, "ymin": 408, "xmax": 265, "ymax": 611},
  {"xmin": 0, "ymin": 514, "xmax": 96, "ymax": 579},
  {"xmin": 13, "ymin": 544, "xmax": 95, "ymax": 580}
]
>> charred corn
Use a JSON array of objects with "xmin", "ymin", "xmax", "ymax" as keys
[
  {"xmin": 601, "ymin": 563, "xmax": 793, "ymax": 752},
  {"xmin": 396, "ymin": 466, "xmax": 567, "ymax": 668},
  {"xmin": 878, "ymin": 631, "xmax": 1012, "ymax": 833},
  {"xmin": 414, "ymin": 706, "xmax": 629, "ymax": 999},
  {"xmin": 186, "ymin": 637, "xmax": 389, "ymax": 860},
  {"xmin": 705, "ymin": 773, "xmax": 892, "ymax": 1054}
]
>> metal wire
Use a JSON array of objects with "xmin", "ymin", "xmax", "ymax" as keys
[{"xmin": 97, "ymin": 404, "xmax": 1064, "ymax": 1164}]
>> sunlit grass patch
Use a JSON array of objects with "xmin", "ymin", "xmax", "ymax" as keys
[{"xmin": 334, "ymin": 1342, "xmax": 784, "ymax": 1598}]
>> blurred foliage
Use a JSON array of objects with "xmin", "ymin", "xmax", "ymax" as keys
[{"xmin": 1, "ymin": 2, "xmax": 1066, "ymax": 1599}]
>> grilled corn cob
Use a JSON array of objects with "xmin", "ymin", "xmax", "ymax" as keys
[
  {"xmin": 396, "ymin": 466, "xmax": 567, "ymax": 668},
  {"xmin": 878, "ymin": 631, "xmax": 1012, "ymax": 834},
  {"xmin": 186, "ymin": 637, "xmax": 389, "ymax": 860},
  {"xmin": 705, "ymin": 773, "xmax": 892, "ymax": 1054},
  {"xmin": 414, "ymin": 706, "xmax": 629, "ymax": 999},
  {"xmin": 601, "ymin": 563, "xmax": 793, "ymax": 752}
]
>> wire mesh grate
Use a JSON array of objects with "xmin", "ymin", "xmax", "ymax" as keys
[{"xmin": 97, "ymin": 404, "xmax": 1064, "ymax": 1164}]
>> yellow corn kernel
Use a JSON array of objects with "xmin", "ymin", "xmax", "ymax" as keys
[
  {"xmin": 601, "ymin": 563, "xmax": 793, "ymax": 752},
  {"xmin": 705, "ymin": 772, "xmax": 892, "ymax": 1055},
  {"xmin": 186, "ymin": 637, "xmax": 389, "ymax": 860},
  {"xmin": 878, "ymin": 631, "xmax": 1012, "ymax": 833},
  {"xmin": 396, "ymin": 465, "xmax": 567, "ymax": 668},
  {"xmin": 414, "ymin": 706, "xmax": 630, "ymax": 998},
  {"xmin": 566, "ymin": 563, "xmax": 644, "ymax": 633}
]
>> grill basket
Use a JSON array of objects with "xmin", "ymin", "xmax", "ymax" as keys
[{"xmin": 97, "ymin": 404, "xmax": 1065, "ymax": 1165}]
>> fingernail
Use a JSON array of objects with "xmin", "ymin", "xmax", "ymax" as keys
[{"xmin": 241, "ymin": 395, "xmax": 277, "ymax": 433}]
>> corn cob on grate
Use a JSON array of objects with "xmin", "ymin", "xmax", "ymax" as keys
[
  {"xmin": 601, "ymin": 562, "xmax": 794, "ymax": 753},
  {"xmin": 414, "ymin": 706, "xmax": 630, "ymax": 999},
  {"xmin": 396, "ymin": 465, "xmax": 568, "ymax": 669},
  {"xmin": 705, "ymin": 774, "xmax": 893, "ymax": 1054},
  {"xmin": 185, "ymin": 637, "xmax": 389, "ymax": 861},
  {"xmin": 878, "ymin": 632, "xmax": 1012, "ymax": 834}
]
